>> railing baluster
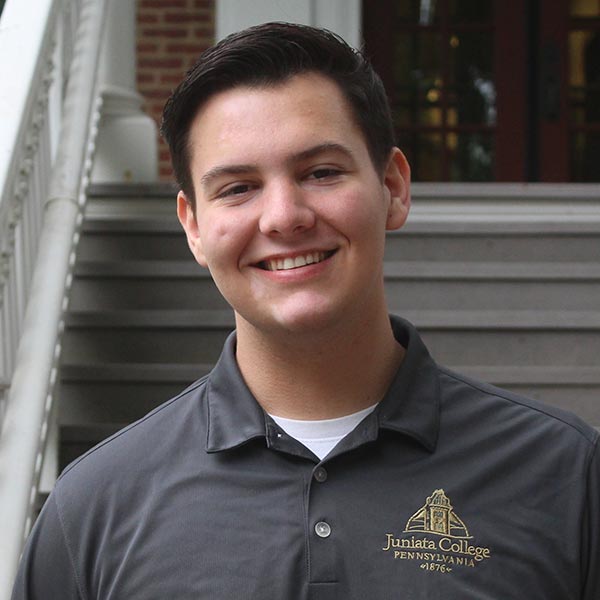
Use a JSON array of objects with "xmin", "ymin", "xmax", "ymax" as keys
[{"xmin": 0, "ymin": 1, "xmax": 109, "ymax": 595}]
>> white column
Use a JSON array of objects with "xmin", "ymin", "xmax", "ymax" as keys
[
  {"xmin": 216, "ymin": 0, "xmax": 361, "ymax": 48},
  {"xmin": 91, "ymin": 0, "xmax": 157, "ymax": 183}
]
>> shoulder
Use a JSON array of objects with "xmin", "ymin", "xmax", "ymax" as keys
[
  {"xmin": 56, "ymin": 375, "xmax": 210, "ymax": 498},
  {"xmin": 437, "ymin": 364, "xmax": 598, "ymax": 451}
]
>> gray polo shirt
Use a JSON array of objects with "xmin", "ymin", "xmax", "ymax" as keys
[{"xmin": 12, "ymin": 316, "xmax": 600, "ymax": 599}]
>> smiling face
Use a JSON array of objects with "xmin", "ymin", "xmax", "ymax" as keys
[{"xmin": 178, "ymin": 72, "xmax": 410, "ymax": 339}]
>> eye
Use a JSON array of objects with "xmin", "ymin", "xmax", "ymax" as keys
[
  {"xmin": 217, "ymin": 182, "xmax": 257, "ymax": 199},
  {"xmin": 307, "ymin": 168, "xmax": 342, "ymax": 181}
]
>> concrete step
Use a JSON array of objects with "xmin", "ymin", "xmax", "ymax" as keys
[
  {"xmin": 77, "ymin": 222, "xmax": 188, "ymax": 261},
  {"xmin": 61, "ymin": 309, "xmax": 600, "ymax": 368},
  {"xmin": 60, "ymin": 424, "xmax": 124, "ymax": 470},
  {"xmin": 386, "ymin": 228, "xmax": 600, "ymax": 263},
  {"xmin": 58, "ymin": 363, "xmax": 208, "ymax": 426},
  {"xmin": 62, "ymin": 309, "xmax": 235, "ymax": 364},
  {"xmin": 82, "ymin": 184, "xmax": 600, "ymax": 265},
  {"xmin": 56, "ymin": 182, "xmax": 600, "ymax": 464},
  {"xmin": 70, "ymin": 261, "xmax": 227, "ymax": 310},
  {"xmin": 69, "ymin": 259, "xmax": 600, "ymax": 311},
  {"xmin": 456, "ymin": 365, "xmax": 600, "ymax": 425},
  {"xmin": 56, "ymin": 363, "xmax": 600, "ymax": 432},
  {"xmin": 79, "ymin": 218, "xmax": 600, "ymax": 265}
]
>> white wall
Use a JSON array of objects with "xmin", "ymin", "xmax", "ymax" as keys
[{"xmin": 216, "ymin": 0, "xmax": 361, "ymax": 48}]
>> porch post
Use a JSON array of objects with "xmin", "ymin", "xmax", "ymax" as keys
[{"xmin": 91, "ymin": 0, "xmax": 157, "ymax": 183}]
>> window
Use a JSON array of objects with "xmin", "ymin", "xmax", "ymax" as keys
[{"xmin": 363, "ymin": 0, "xmax": 600, "ymax": 182}]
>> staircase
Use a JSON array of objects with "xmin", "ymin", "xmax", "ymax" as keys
[{"xmin": 56, "ymin": 183, "xmax": 600, "ymax": 470}]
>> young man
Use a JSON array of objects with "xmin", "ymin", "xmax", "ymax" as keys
[{"xmin": 13, "ymin": 23, "xmax": 599, "ymax": 599}]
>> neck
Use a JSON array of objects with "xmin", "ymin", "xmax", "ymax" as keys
[{"xmin": 235, "ymin": 310, "xmax": 404, "ymax": 420}]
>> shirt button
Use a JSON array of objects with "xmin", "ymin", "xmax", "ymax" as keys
[
  {"xmin": 314, "ymin": 467, "xmax": 328, "ymax": 483},
  {"xmin": 315, "ymin": 521, "xmax": 332, "ymax": 538}
]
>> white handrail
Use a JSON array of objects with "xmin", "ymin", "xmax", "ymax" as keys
[
  {"xmin": 0, "ymin": 0, "xmax": 59, "ymax": 419},
  {"xmin": 0, "ymin": 0, "xmax": 108, "ymax": 595}
]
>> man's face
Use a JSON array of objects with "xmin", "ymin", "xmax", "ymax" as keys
[{"xmin": 178, "ymin": 72, "xmax": 410, "ymax": 337}]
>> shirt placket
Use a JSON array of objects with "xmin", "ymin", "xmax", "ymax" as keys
[{"xmin": 306, "ymin": 463, "xmax": 338, "ymax": 600}]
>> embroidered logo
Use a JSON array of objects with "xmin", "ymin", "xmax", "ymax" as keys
[
  {"xmin": 382, "ymin": 489, "xmax": 492, "ymax": 573},
  {"xmin": 405, "ymin": 488, "xmax": 471, "ymax": 538}
]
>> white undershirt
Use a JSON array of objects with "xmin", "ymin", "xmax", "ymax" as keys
[{"xmin": 269, "ymin": 403, "xmax": 379, "ymax": 460}]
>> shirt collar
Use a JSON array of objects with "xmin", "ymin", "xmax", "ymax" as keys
[
  {"xmin": 205, "ymin": 332, "xmax": 267, "ymax": 452},
  {"xmin": 205, "ymin": 315, "xmax": 440, "ymax": 453},
  {"xmin": 375, "ymin": 315, "xmax": 440, "ymax": 452}
]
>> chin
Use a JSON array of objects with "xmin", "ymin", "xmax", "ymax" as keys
[{"xmin": 237, "ymin": 301, "xmax": 346, "ymax": 337}]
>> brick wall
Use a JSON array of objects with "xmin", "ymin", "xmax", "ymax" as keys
[{"xmin": 136, "ymin": 0, "xmax": 215, "ymax": 182}]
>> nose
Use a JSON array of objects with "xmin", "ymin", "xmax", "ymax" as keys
[{"xmin": 258, "ymin": 180, "xmax": 316, "ymax": 236}]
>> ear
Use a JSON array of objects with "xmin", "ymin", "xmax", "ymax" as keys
[
  {"xmin": 382, "ymin": 147, "xmax": 411, "ymax": 231},
  {"xmin": 177, "ymin": 190, "xmax": 208, "ymax": 267}
]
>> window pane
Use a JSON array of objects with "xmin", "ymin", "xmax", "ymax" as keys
[
  {"xmin": 570, "ymin": 0, "xmax": 600, "ymax": 17},
  {"xmin": 447, "ymin": 0, "xmax": 493, "ymax": 23},
  {"xmin": 449, "ymin": 133, "xmax": 494, "ymax": 181},
  {"xmin": 395, "ymin": 0, "xmax": 441, "ymax": 25},
  {"xmin": 569, "ymin": 31, "xmax": 600, "ymax": 123},
  {"xmin": 365, "ymin": 0, "xmax": 497, "ymax": 182},
  {"xmin": 403, "ymin": 133, "xmax": 444, "ymax": 181},
  {"xmin": 392, "ymin": 33, "xmax": 443, "ymax": 126},
  {"xmin": 571, "ymin": 132, "xmax": 600, "ymax": 181}
]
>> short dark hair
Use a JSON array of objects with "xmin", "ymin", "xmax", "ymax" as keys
[{"xmin": 161, "ymin": 22, "xmax": 396, "ymax": 203}]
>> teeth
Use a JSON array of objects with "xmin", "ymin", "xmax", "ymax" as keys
[
  {"xmin": 294, "ymin": 256, "xmax": 307, "ymax": 268},
  {"xmin": 266, "ymin": 252, "xmax": 326, "ymax": 271}
]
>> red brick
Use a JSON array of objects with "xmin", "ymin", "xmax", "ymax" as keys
[
  {"xmin": 163, "ymin": 12, "xmax": 192, "ymax": 23},
  {"xmin": 160, "ymin": 73, "xmax": 186, "ymax": 84},
  {"xmin": 138, "ymin": 13, "xmax": 159, "ymax": 23},
  {"xmin": 140, "ymin": 0, "xmax": 186, "ymax": 8},
  {"xmin": 150, "ymin": 101, "xmax": 169, "ymax": 113},
  {"xmin": 165, "ymin": 42, "xmax": 209, "ymax": 54},
  {"xmin": 193, "ymin": 27, "xmax": 214, "ymax": 37},
  {"xmin": 143, "ymin": 89, "xmax": 173, "ymax": 99},
  {"xmin": 137, "ymin": 42, "xmax": 160, "ymax": 53},
  {"xmin": 137, "ymin": 0, "xmax": 215, "ymax": 142},
  {"xmin": 141, "ymin": 27, "xmax": 188, "ymax": 38},
  {"xmin": 138, "ymin": 57, "xmax": 184, "ymax": 69},
  {"xmin": 137, "ymin": 73, "xmax": 156, "ymax": 83},
  {"xmin": 164, "ymin": 12, "xmax": 211, "ymax": 23}
]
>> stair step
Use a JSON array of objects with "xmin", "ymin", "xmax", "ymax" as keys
[
  {"xmin": 56, "ymin": 364, "xmax": 600, "ymax": 437},
  {"xmin": 58, "ymin": 363, "xmax": 206, "ymax": 427},
  {"xmin": 61, "ymin": 363, "xmax": 600, "ymax": 387},
  {"xmin": 60, "ymin": 424, "xmax": 124, "ymax": 470},
  {"xmin": 88, "ymin": 182, "xmax": 177, "ymax": 199},
  {"xmin": 453, "ymin": 366, "xmax": 600, "ymax": 426},
  {"xmin": 73, "ymin": 259, "xmax": 600, "ymax": 280},
  {"xmin": 61, "ymin": 310, "xmax": 233, "ymax": 363},
  {"xmin": 385, "ymin": 261, "xmax": 600, "ymax": 279},
  {"xmin": 65, "ymin": 308, "xmax": 235, "ymax": 328},
  {"xmin": 61, "ymin": 362, "xmax": 208, "ymax": 382},
  {"xmin": 457, "ymin": 365, "xmax": 600, "ymax": 385},
  {"xmin": 60, "ymin": 309, "xmax": 600, "ymax": 368},
  {"xmin": 78, "ymin": 230, "xmax": 600, "ymax": 263},
  {"xmin": 64, "ymin": 309, "xmax": 600, "ymax": 330},
  {"xmin": 406, "ymin": 309, "xmax": 600, "ymax": 329},
  {"xmin": 55, "ymin": 183, "xmax": 600, "ymax": 460},
  {"xmin": 385, "ymin": 230, "xmax": 600, "ymax": 263},
  {"xmin": 69, "ymin": 260, "xmax": 600, "ymax": 311}
]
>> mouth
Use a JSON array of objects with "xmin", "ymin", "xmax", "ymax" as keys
[{"xmin": 257, "ymin": 250, "xmax": 337, "ymax": 272}]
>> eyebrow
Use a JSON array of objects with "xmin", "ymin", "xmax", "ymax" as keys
[{"xmin": 199, "ymin": 142, "xmax": 356, "ymax": 189}]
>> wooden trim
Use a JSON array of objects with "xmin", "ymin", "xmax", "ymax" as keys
[
  {"xmin": 538, "ymin": 0, "xmax": 569, "ymax": 181},
  {"xmin": 494, "ymin": 0, "xmax": 527, "ymax": 180}
]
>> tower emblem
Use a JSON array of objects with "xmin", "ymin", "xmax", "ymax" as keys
[{"xmin": 404, "ymin": 489, "xmax": 471, "ymax": 539}]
